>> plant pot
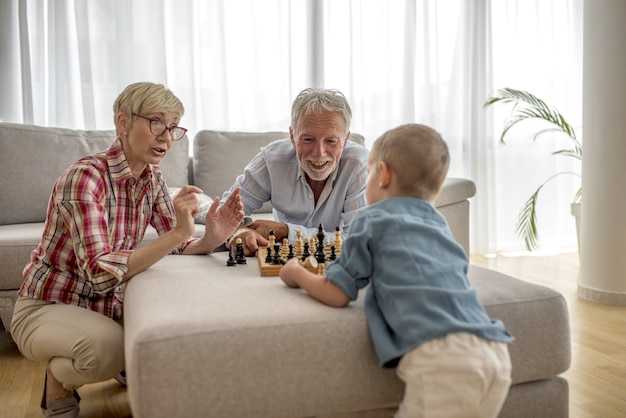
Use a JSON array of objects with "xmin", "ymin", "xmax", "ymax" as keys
[{"xmin": 571, "ymin": 202, "xmax": 581, "ymax": 258}]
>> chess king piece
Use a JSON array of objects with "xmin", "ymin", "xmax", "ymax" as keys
[{"xmin": 315, "ymin": 224, "xmax": 326, "ymax": 264}]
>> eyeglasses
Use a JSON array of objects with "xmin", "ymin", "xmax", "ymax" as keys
[{"xmin": 132, "ymin": 113, "xmax": 188, "ymax": 141}]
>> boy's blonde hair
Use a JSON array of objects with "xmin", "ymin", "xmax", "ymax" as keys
[
  {"xmin": 369, "ymin": 124, "xmax": 449, "ymax": 200},
  {"xmin": 113, "ymin": 82, "xmax": 185, "ymax": 135}
]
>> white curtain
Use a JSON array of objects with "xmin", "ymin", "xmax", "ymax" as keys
[{"xmin": 0, "ymin": 0, "xmax": 582, "ymax": 255}]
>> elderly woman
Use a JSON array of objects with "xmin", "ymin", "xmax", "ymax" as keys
[{"xmin": 10, "ymin": 82, "xmax": 244, "ymax": 417}]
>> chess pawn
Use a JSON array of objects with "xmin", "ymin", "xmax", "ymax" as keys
[
  {"xmin": 281, "ymin": 238, "xmax": 290, "ymax": 259},
  {"xmin": 329, "ymin": 245, "xmax": 337, "ymax": 261},
  {"xmin": 287, "ymin": 244, "xmax": 295, "ymax": 259},
  {"xmin": 317, "ymin": 262, "xmax": 326, "ymax": 275},
  {"xmin": 295, "ymin": 231, "xmax": 304, "ymax": 259},
  {"xmin": 334, "ymin": 226, "xmax": 342, "ymax": 256},
  {"xmin": 302, "ymin": 238, "xmax": 311, "ymax": 261}
]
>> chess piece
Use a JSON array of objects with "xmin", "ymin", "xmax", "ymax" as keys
[
  {"xmin": 268, "ymin": 230, "xmax": 276, "ymax": 250},
  {"xmin": 302, "ymin": 255, "xmax": 318, "ymax": 271},
  {"xmin": 265, "ymin": 244, "xmax": 273, "ymax": 264},
  {"xmin": 295, "ymin": 231, "xmax": 304, "ymax": 259},
  {"xmin": 227, "ymin": 246, "xmax": 237, "ymax": 266},
  {"xmin": 334, "ymin": 226, "xmax": 342, "ymax": 255},
  {"xmin": 273, "ymin": 243, "xmax": 281, "ymax": 265},
  {"xmin": 317, "ymin": 262, "xmax": 326, "ymax": 275},
  {"xmin": 281, "ymin": 238, "xmax": 290, "ymax": 259},
  {"xmin": 315, "ymin": 225, "xmax": 326, "ymax": 264},
  {"xmin": 329, "ymin": 245, "xmax": 337, "ymax": 261},
  {"xmin": 316, "ymin": 223, "xmax": 325, "ymax": 245},
  {"xmin": 302, "ymin": 239, "xmax": 311, "ymax": 261},
  {"xmin": 235, "ymin": 238, "xmax": 246, "ymax": 264},
  {"xmin": 287, "ymin": 244, "xmax": 295, "ymax": 259}
]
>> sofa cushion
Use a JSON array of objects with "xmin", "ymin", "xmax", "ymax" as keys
[
  {"xmin": 0, "ymin": 122, "xmax": 190, "ymax": 225},
  {"xmin": 123, "ymin": 255, "xmax": 570, "ymax": 418},
  {"xmin": 192, "ymin": 131, "xmax": 366, "ymax": 214},
  {"xmin": 469, "ymin": 265, "xmax": 571, "ymax": 384}
]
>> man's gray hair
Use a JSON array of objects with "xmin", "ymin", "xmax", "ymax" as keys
[{"xmin": 290, "ymin": 88, "xmax": 352, "ymax": 132}]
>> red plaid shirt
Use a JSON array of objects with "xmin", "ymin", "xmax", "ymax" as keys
[{"xmin": 19, "ymin": 138, "xmax": 189, "ymax": 319}]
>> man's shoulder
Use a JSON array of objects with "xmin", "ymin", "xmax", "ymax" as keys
[
  {"xmin": 342, "ymin": 141, "xmax": 369, "ymax": 163},
  {"xmin": 262, "ymin": 138, "xmax": 295, "ymax": 157}
]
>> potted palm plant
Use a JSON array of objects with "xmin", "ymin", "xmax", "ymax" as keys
[{"xmin": 484, "ymin": 87, "xmax": 582, "ymax": 251}]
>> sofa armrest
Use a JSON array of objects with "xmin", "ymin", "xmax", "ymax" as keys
[{"xmin": 435, "ymin": 178, "xmax": 476, "ymax": 255}]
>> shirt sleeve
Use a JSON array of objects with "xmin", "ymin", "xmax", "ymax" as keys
[
  {"xmin": 325, "ymin": 213, "xmax": 373, "ymax": 300},
  {"xmin": 221, "ymin": 151, "xmax": 272, "ymax": 215},
  {"xmin": 338, "ymin": 146, "xmax": 369, "ymax": 237},
  {"xmin": 56, "ymin": 166, "xmax": 131, "ymax": 294}
]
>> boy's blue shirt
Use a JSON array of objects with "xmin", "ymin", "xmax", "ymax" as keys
[{"xmin": 325, "ymin": 196, "xmax": 514, "ymax": 368}]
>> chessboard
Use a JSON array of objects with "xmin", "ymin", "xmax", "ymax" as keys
[{"xmin": 256, "ymin": 225, "xmax": 342, "ymax": 277}]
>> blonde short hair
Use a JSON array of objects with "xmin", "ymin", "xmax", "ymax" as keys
[
  {"xmin": 369, "ymin": 124, "xmax": 449, "ymax": 200},
  {"xmin": 113, "ymin": 82, "xmax": 184, "ymax": 135}
]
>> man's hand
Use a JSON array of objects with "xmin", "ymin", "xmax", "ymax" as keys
[
  {"xmin": 248, "ymin": 220, "xmax": 289, "ymax": 241},
  {"xmin": 229, "ymin": 229, "xmax": 270, "ymax": 256}
]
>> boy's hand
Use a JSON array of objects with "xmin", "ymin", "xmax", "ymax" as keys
[{"xmin": 279, "ymin": 258, "xmax": 302, "ymax": 288}]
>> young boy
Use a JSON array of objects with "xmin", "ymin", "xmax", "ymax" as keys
[{"xmin": 279, "ymin": 123, "xmax": 513, "ymax": 417}]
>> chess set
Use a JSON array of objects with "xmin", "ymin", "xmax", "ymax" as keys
[
  {"xmin": 226, "ymin": 224, "xmax": 342, "ymax": 276},
  {"xmin": 258, "ymin": 224, "xmax": 342, "ymax": 276}
]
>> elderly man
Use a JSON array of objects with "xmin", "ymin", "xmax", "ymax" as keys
[{"xmin": 223, "ymin": 87, "xmax": 369, "ymax": 256}]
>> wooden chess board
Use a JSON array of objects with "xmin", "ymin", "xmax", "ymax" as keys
[
  {"xmin": 257, "ymin": 226, "xmax": 342, "ymax": 276},
  {"xmin": 257, "ymin": 246, "xmax": 334, "ymax": 277}
]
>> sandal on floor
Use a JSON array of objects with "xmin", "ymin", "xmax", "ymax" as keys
[
  {"xmin": 115, "ymin": 370, "xmax": 127, "ymax": 386},
  {"xmin": 41, "ymin": 370, "xmax": 80, "ymax": 418}
]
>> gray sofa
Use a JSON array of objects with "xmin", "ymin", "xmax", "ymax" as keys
[{"xmin": 0, "ymin": 122, "xmax": 570, "ymax": 417}]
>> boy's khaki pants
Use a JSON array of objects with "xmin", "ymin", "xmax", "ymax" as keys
[{"xmin": 395, "ymin": 332, "xmax": 512, "ymax": 418}]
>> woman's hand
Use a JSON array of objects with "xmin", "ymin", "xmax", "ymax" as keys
[
  {"xmin": 202, "ymin": 187, "xmax": 245, "ymax": 246},
  {"xmin": 172, "ymin": 185, "xmax": 203, "ymax": 239}
]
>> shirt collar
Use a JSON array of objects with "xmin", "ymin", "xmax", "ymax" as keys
[{"xmin": 106, "ymin": 137, "xmax": 153, "ymax": 185}]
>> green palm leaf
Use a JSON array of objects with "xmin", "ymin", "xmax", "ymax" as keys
[
  {"xmin": 485, "ymin": 87, "xmax": 582, "ymax": 251},
  {"xmin": 484, "ymin": 87, "xmax": 580, "ymax": 148}
]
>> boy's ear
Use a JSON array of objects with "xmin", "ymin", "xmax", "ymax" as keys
[{"xmin": 378, "ymin": 161, "xmax": 392, "ymax": 188}]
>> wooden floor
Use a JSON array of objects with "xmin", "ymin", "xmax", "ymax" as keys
[
  {"xmin": 1, "ymin": 251, "xmax": 625, "ymax": 417},
  {"xmin": 471, "ymin": 251, "xmax": 626, "ymax": 418}
]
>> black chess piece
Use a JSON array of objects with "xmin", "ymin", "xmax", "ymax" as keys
[
  {"xmin": 272, "ymin": 243, "xmax": 281, "ymax": 265},
  {"xmin": 226, "ymin": 246, "xmax": 237, "ymax": 266},
  {"xmin": 302, "ymin": 241, "xmax": 310, "ymax": 262},
  {"xmin": 287, "ymin": 244, "xmax": 295, "ymax": 259},
  {"xmin": 315, "ymin": 224, "xmax": 326, "ymax": 264},
  {"xmin": 329, "ymin": 245, "xmax": 337, "ymax": 261},
  {"xmin": 317, "ymin": 223, "xmax": 325, "ymax": 244},
  {"xmin": 236, "ymin": 239, "xmax": 246, "ymax": 264},
  {"xmin": 265, "ymin": 245, "xmax": 273, "ymax": 263}
]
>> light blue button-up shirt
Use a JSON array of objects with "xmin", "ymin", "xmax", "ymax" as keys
[
  {"xmin": 222, "ymin": 138, "xmax": 369, "ymax": 243},
  {"xmin": 325, "ymin": 197, "xmax": 514, "ymax": 368}
]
